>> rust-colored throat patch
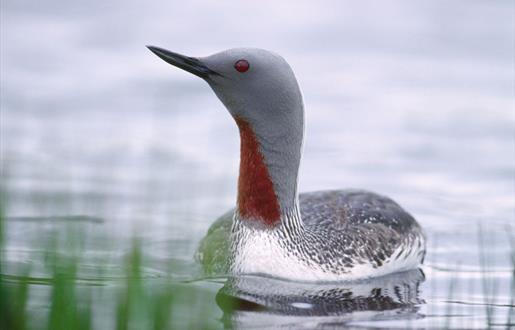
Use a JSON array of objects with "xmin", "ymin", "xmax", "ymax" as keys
[{"xmin": 235, "ymin": 118, "xmax": 281, "ymax": 227}]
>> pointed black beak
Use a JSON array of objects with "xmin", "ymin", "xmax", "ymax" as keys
[{"xmin": 147, "ymin": 45, "xmax": 219, "ymax": 79}]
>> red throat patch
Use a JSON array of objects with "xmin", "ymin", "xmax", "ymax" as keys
[{"xmin": 235, "ymin": 117, "xmax": 281, "ymax": 227}]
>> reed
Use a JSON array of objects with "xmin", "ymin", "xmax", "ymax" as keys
[{"xmin": 0, "ymin": 208, "xmax": 222, "ymax": 330}]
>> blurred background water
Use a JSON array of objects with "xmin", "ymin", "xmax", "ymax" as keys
[{"xmin": 1, "ymin": 0, "xmax": 514, "ymax": 328}]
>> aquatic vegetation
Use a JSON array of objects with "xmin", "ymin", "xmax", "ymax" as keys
[{"xmin": 0, "ymin": 210, "xmax": 223, "ymax": 330}]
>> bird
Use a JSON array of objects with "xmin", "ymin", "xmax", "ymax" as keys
[{"xmin": 147, "ymin": 46, "xmax": 426, "ymax": 282}]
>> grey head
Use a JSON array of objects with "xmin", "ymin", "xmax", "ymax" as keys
[{"xmin": 148, "ymin": 46, "xmax": 304, "ymax": 220}]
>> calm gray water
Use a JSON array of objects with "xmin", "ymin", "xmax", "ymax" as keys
[{"xmin": 1, "ymin": 0, "xmax": 514, "ymax": 328}]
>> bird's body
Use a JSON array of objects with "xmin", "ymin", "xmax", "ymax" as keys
[
  {"xmin": 198, "ymin": 190, "xmax": 425, "ymax": 281},
  {"xmin": 148, "ymin": 46, "xmax": 426, "ymax": 282}
]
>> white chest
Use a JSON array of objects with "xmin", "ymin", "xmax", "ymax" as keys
[
  {"xmin": 230, "ymin": 227, "xmax": 321, "ymax": 281},
  {"xmin": 230, "ymin": 224, "xmax": 424, "ymax": 282}
]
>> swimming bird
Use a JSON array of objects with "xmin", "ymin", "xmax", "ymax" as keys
[{"xmin": 147, "ymin": 46, "xmax": 426, "ymax": 282}]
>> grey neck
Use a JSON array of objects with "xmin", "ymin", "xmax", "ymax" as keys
[{"xmin": 253, "ymin": 116, "xmax": 304, "ymax": 214}]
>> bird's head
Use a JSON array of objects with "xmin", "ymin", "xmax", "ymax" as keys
[{"xmin": 147, "ymin": 46, "xmax": 303, "ymax": 136}]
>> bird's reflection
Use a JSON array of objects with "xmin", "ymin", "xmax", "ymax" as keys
[{"xmin": 216, "ymin": 269, "xmax": 425, "ymax": 328}]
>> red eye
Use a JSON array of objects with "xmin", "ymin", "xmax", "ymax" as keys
[{"xmin": 234, "ymin": 59, "xmax": 250, "ymax": 73}]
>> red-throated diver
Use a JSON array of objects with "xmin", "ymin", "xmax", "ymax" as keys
[{"xmin": 147, "ymin": 46, "xmax": 426, "ymax": 282}]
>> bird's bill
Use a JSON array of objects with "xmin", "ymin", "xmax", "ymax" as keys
[{"xmin": 146, "ymin": 46, "xmax": 218, "ymax": 79}]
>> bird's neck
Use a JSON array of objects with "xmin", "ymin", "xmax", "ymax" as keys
[{"xmin": 234, "ymin": 117, "xmax": 303, "ymax": 228}]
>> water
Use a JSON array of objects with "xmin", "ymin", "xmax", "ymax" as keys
[{"xmin": 1, "ymin": 0, "xmax": 514, "ymax": 328}]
